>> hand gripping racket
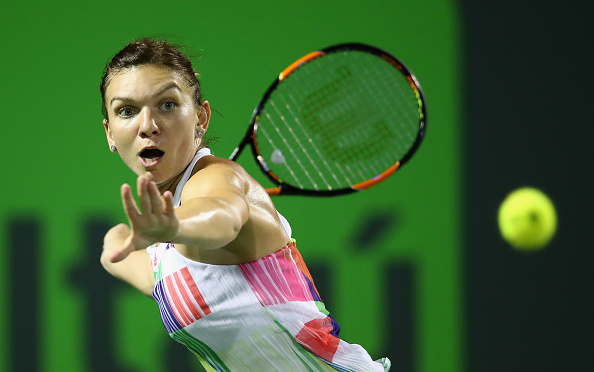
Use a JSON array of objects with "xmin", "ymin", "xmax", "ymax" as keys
[{"xmin": 229, "ymin": 43, "xmax": 427, "ymax": 196}]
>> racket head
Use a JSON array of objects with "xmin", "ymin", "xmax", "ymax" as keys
[{"xmin": 244, "ymin": 43, "xmax": 427, "ymax": 196}]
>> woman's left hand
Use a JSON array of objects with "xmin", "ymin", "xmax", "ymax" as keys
[{"xmin": 109, "ymin": 175, "xmax": 179, "ymax": 263}]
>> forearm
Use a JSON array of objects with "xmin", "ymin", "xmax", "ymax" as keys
[
  {"xmin": 100, "ymin": 246, "xmax": 155, "ymax": 297},
  {"xmin": 100, "ymin": 249, "xmax": 127, "ymax": 281},
  {"xmin": 172, "ymin": 197, "xmax": 246, "ymax": 250}
]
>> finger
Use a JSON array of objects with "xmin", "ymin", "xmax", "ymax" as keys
[
  {"xmin": 109, "ymin": 237, "xmax": 134, "ymax": 263},
  {"xmin": 105, "ymin": 226, "xmax": 134, "ymax": 263},
  {"xmin": 148, "ymin": 181, "xmax": 164, "ymax": 214},
  {"xmin": 121, "ymin": 183, "xmax": 141, "ymax": 221},
  {"xmin": 163, "ymin": 190, "xmax": 175, "ymax": 216},
  {"xmin": 137, "ymin": 175, "xmax": 152, "ymax": 214}
]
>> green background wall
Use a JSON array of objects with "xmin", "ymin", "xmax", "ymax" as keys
[{"xmin": 0, "ymin": 1, "xmax": 462, "ymax": 371}]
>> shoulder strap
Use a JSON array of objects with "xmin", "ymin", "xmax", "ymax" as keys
[{"xmin": 173, "ymin": 148, "xmax": 212, "ymax": 207}]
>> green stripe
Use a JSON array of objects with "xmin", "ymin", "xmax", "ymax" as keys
[
  {"xmin": 171, "ymin": 329, "xmax": 230, "ymax": 372},
  {"xmin": 191, "ymin": 351, "xmax": 219, "ymax": 372},
  {"xmin": 153, "ymin": 258, "xmax": 163, "ymax": 283},
  {"xmin": 315, "ymin": 301, "xmax": 330, "ymax": 316}
]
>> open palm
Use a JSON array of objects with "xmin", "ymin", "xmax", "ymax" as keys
[{"xmin": 106, "ymin": 175, "xmax": 179, "ymax": 263}]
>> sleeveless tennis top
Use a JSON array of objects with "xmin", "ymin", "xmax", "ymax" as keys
[{"xmin": 147, "ymin": 148, "xmax": 390, "ymax": 372}]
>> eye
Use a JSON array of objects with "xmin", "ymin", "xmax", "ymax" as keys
[
  {"xmin": 160, "ymin": 101, "xmax": 176, "ymax": 111},
  {"xmin": 117, "ymin": 107, "xmax": 137, "ymax": 118}
]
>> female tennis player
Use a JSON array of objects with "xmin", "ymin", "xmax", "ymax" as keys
[{"xmin": 99, "ymin": 37, "xmax": 390, "ymax": 372}]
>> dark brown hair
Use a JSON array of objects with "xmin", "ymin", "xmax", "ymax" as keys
[{"xmin": 100, "ymin": 37, "xmax": 202, "ymax": 120}]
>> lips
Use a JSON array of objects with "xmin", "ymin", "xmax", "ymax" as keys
[{"xmin": 139, "ymin": 147, "xmax": 165, "ymax": 168}]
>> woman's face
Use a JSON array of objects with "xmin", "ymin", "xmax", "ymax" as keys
[{"xmin": 103, "ymin": 64, "xmax": 210, "ymax": 186}]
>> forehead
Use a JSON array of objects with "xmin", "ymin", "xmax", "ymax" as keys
[{"xmin": 105, "ymin": 64, "xmax": 191, "ymax": 102}]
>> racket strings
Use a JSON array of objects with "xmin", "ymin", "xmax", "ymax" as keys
[
  {"xmin": 256, "ymin": 50, "xmax": 422, "ymax": 191},
  {"xmin": 279, "ymin": 96, "xmax": 342, "ymax": 187},
  {"xmin": 360, "ymin": 57, "xmax": 420, "ymax": 170},
  {"xmin": 263, "ymin": 100, "xmax": 329, "ymax": 190}
]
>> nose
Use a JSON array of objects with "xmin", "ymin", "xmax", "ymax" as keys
[{"xmin": 138, "ymin": 107, "xmax": 160, "ymax": 138}]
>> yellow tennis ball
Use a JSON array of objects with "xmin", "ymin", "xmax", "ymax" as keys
[{"xmin": 498, "ymin": 187, "xmax": 557, "ymax": 251}]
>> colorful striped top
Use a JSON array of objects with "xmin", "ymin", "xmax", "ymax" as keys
[{"xmin": 147, "ymin": 149, "xmax": 390, "ymax": 372}]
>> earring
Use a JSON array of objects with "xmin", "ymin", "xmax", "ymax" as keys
[
  {"xmin": 110, "ymin": 145, "xmax": 117, "ymax": 152},
  {"xmin": 196, "ymin": 129, "xmax": 204, "ymax": 137}
]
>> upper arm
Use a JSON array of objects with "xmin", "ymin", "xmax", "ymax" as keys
[
  {"xmin": 101, "ymin": 249, "xmax": 155, "ymax": 297},
  {"xmin": 177, "ymin": 161, "xmax": 250, "ymax": 228}
]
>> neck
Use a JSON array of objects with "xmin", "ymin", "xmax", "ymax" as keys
[
  {"xmin": 157, "ymin": 147, "xmax": 205, "ymax": 195},
  {"xmin": 157, "ymin": 172, "xmax": 185, "ymax": 195}
]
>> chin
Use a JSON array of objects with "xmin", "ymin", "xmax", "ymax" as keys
[
  {"xmin": 132, "ymin": 168, "xmax": 160, "ymax": 182},
  {"xmin": 142, "ymin": 172, "xmax": 165, "ymax": 183}
]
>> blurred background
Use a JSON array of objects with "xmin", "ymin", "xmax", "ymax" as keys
[{"xmin": 0, "ymin": 0, "xmax": 592, "ymax": 371}]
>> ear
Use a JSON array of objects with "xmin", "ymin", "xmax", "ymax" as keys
[
  {"xmin": 196, "ymin": 100, "xmax": 211, "ymax": 134},
  {"xmin": 103, "ymin": 119, "xmax": 115, "ymax": 149}
]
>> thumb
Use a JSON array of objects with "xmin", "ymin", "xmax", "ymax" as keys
[{"xmin": 108, "ymin": 234, "xmax": 135, "ymax": 263}]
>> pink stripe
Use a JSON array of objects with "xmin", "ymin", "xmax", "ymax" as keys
[
  {"xmin": 256, "ymin": 260, "xmax": 284, "ymax": 304},
  {"xmin": 240, "ymin": 248, "xmax": 314, "ymax": 306},
  {"xmin": 180, "ymin": 267, "xmax": 211, "ymax": 316},
  {"xmin": 240, "ymin": 264, "xmax": 272, "ymax": 305},
  {"xmin": 263, "ymin": 257, "xmax": 295, "ymax": 301},
  {"xmin": 165, "ymin": 275, "xmax": 192, "ymax": 326},
  {"xmin": 268, "ymin": 251, "xmax": 311, "ymax": 300}
]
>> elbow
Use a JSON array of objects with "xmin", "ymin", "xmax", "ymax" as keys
[
  {"xmin": 199, "ymin": 212, "xmax": 245, "ymax": 250},
  {"xmin": 206, "ymin": 217, "xmax": 243, "ymax": 249},
  {"xmin": 227, "ymin": 218, "xmax": 243, "ymax": 243},
  {"xmin": 222, "ymin": 209, "xmax": 246, "ymax": 243}
]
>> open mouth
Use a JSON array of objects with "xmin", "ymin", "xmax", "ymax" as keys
[{"xmin": 139, "ymin": 147, "xmax": 164, "ymax": 165}]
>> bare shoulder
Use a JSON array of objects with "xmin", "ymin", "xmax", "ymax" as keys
[
  {"xmin": 173, "ymin": 153, "xmax": 288, "ymax": 263},
  {"xmin": 198, "ymin": 155, "xmax": 250, "ymax": 177}
]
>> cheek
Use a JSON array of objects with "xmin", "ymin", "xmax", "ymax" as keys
[
  {"xmin": 110, "ymin": 125, "xmax": 139, "ymax": 161},
  {"xmin": 110, "ymin": 122, "xmax": 136, "ymax": 143},
  {"xmin": 178, "ymin": 108, "xmax": 200, "ymax": 136}
]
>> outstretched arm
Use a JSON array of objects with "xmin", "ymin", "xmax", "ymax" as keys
[
  {"xmin": 171, "ymin": 163, "xmax": 250, "ymax": 251},
  {"xmin": 103, "ymin": 163, "xmax": 250, "ymax": 264}
]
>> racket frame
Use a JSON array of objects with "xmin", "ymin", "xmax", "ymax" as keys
[{"xmin": 229, "ymin": 43, "xmax": 427, "ymax": 197}]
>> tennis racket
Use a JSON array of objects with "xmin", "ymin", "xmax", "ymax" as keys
[{"xmin": 229, "ymin": 43, "xmax": 427, "ymax": 196}]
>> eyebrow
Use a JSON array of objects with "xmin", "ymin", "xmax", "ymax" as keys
[{"xmin": 109, "ymin": 82, "xmax": 182, "ymax": 106}]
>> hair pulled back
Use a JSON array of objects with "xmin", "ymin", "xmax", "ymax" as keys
[{"xmin": 100, "ymin": 37, "xmax": 202, "ymax": 120}]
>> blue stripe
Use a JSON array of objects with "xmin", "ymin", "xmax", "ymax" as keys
[
  {"xmin": 302, "ymin": 272, "xmax": 322, "ymax": 302},
  {"xmin": 301, "ymin": 273, "xmax": 341, "ymax": 337},
  {"xmin": 153, "ymin": 280, "xmax": 183, "ymax": 333}
]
